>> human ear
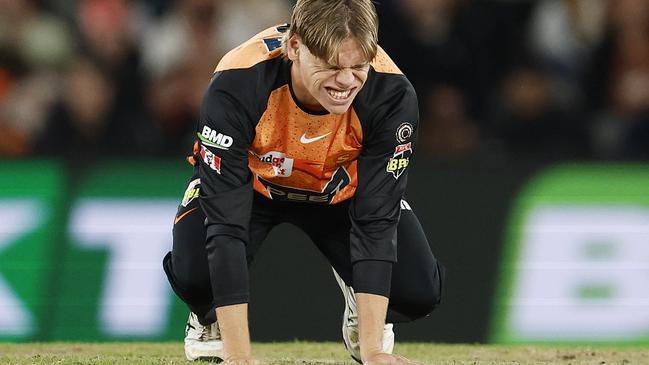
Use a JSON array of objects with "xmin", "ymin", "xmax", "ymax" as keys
[{"xmin": 287, "ymin": 35, "xmax": 301, "ymax": 61}]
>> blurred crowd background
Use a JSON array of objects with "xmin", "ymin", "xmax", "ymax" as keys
[{"xmin": 1, "ymin": 0, "xmax": 649, "ymax": 164}]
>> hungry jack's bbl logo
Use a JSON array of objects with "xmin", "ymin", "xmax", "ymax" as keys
[{"xmin": 386, "ymin": 142, "xmax": 412, "ymax": 179}]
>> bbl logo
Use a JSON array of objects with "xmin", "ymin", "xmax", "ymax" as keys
[{"xmin": 386, "ymin": 142, "xmax": 412, "ymax": 179}]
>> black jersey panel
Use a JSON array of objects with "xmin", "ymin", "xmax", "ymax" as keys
[
  {"xmin": 198, "ymin": 58, "xmax": 289, "ymax": 242},
  {"xmin": 349, "ymin": 71, "xmax": 420, "ymax": 262}
]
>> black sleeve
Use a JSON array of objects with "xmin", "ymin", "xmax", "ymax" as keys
[
  {"xmin": 353, "ymin": 260, "xmax": 393, "ymax": 297},
  {"xmin": 349, "ymin": 79, "xmax": 419, "ymax": 264},
  {"xmin": 197, "ymin": 71, "xmax": 257, "ymax": 306}
]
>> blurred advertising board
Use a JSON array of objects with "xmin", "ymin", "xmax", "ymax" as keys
[
  {"xmin": 4, "ymin": 161, "xmax": 649, "ymax": 343},
  {"xmin": 491, "ymin": 164, "xmax": 649, "ymax": 344},
  {"xmin": 0, "ymin": 161, "xmax": 189, "ymax": 341},
  {"xmin": 0, "ymin": 162, "xmax": 65, "ymax": 340}
]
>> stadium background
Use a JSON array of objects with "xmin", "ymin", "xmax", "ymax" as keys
[{"xmin": 1, "ymin": 0, "xmax": 649, "ymax": 345}]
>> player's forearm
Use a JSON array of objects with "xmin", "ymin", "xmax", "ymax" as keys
[
  {"xmin": 206, "ymin": 235, "xmax": 253, "ymax": 363},
  {"xmin": 356, "ymin": 292, "xmax": 389, "ymax": 362},
  {"xmin": 205, "ymin": 235, "xmax": 250, "ymax": 306},
  {"xmin": 216, "ymin": 303, "xmax": 253, "ymax": 362},
  {"xmin": 353, "ymin": 259, "xmax": 392, "ymax": 361}
]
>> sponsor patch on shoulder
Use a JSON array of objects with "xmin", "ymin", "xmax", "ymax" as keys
[
  {"xmin": 200, "ymin": 145, "xmax": 222, "ymax": 174},
  {"xmin": 394, "ymin": 142, "xmax": 412, "ymax": 155},
  {"xmin": 198, "ymin": 126, "xmax": 233, "ymax": 150},
  {"xmin": 386, "ymin": 142, "xmax": 412, "ymax": 179},
  {"xmin": 396, "ymin": 122, "xmax": 414, "ymax": 143}
]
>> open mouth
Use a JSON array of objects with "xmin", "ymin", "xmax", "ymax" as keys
[{"xmin": 326, "ymin": 87, "xmax": 355, "ymax": 101}]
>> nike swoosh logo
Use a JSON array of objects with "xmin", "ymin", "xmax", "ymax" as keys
[
  {"xmin": 300, "ymin": 132, "xmax": 331, "ymax": 144},
  {"xmin": 174, "ymin": 207, "xmax": 198, "ymax": 225}
]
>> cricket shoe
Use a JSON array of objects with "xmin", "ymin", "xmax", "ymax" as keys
[
  {"xmin": 184, "ymin": 312, "xmax": 224, "ymax": 362},
  {"xmin": 333, "ymin": 269, "xmax": 395, "ymax": 363}
]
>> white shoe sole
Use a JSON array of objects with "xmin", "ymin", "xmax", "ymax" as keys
[{"xmin": 184, "ymin": 339, "xmax": 224, "ymax": 362}]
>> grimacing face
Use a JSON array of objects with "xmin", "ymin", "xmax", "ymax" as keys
[{"xmin": 288, "ymin": 35, "xmax": 371, "ymax": 114}]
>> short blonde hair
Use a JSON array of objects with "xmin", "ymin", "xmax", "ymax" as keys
[{"xmin": 285, "ymin": 0, "xmax": 379, "ymax": 64}]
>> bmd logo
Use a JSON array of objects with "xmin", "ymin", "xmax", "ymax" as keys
[{"xmin": 198, "ymin": 126, "xmax": 233, "ymax": 150}]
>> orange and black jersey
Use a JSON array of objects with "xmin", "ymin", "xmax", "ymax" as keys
[{"xmin": 196, "ymin": 25, "xmax": 418, "ymax": 263}]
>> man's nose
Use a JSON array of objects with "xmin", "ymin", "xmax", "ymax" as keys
[{"xmin": 334, "ymin": 68, "xmax": 354, "ymax": 87}]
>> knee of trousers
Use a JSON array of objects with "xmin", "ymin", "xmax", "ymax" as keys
[
  {"xmin": 389, "ymin": 260, "xmax": 445, "ymax": 322},
  {"xmin": 162, "ymin": 252, "xmax": 212, "ymax": 308},
  {"xmin": 419, "ymin": 259, "xmax": 445, "ymax": 313},
  {"xmin": 164, "ymin": 251, "xmax": 211, "ymax": 291}
]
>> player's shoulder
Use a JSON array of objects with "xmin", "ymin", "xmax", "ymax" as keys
[
  {"xmin": 205, "ymin": 25, "xmax": 290, "ymax": 115},
  {"xmin": 356, "ymin": 48, "xmax": 416, "ymax": 112},
  {"xmin": 364, "ymin": 46, "xmax": 413, "ymax": 99},
  {"xmin": 215, "ymin": 24, "xmax": 289, "ymax": 72},
  {"xmin": 370, "ymin": 46, "xmax": 403, "ymax": 75},
  {"xmin": 354, "ymin": 48, "xmax": 418, "ymax": 129}
]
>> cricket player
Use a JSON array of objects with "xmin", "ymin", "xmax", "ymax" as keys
[{"xmin": 163, "ymin": 1, "xmax": 444, "ymax": 363}]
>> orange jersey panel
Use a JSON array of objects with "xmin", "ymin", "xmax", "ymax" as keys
[
  {"xmin": 371, "ymin": 47, "xmax": 403, "ymax": 75},
  {"xmin": 215, "ymin": 24, "xmax": 402, "ymax": 76},
  {"xmin": 215, "ymin": 25, "xmax": 287, "ymax": 72},
  {"xmin": 249, "ymin": 84, "xmax": 362, "ymax": 204}
]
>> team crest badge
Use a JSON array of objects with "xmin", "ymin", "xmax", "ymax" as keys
[{"xmin": 396, "ymin": 122, "xmax": 413, "ymax": 143}]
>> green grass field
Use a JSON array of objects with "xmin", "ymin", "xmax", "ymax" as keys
[{"xmin": 1, "ymin": 342, "xmax": 647, "ymax": 365}]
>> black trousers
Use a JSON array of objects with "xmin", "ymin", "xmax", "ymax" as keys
[{"xmin": 163, "ymin": 177, "xmax": 444, "ymax": 325}]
